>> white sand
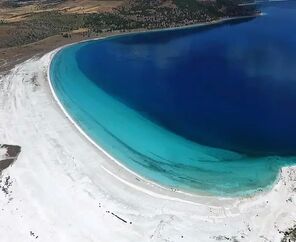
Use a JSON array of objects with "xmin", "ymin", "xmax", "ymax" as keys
[
  {"xmin": 0, "ymin": 52, "xmax": 295, "ymax": 242},
  {"xmin": 0, "ymin": 146, "xmax": 7, "ymax": 160}
]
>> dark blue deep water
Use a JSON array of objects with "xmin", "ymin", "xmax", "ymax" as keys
[
  {"xmin": 51, "ymin": 1, "xmax": 296, "ymax": 196},
  {"xmin": 77, "ymin": 2, "xmax": 296, "ymax": 156}
]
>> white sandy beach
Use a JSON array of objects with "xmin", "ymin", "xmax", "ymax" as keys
[
  {"xmin": 0, "ymin": 146, "xmax": 7, "ymax": 160},
  {"xmin": 0, "ymin": 52, "xmax": 295, "ymax": 242}
]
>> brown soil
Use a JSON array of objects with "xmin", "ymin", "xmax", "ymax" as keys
[{"xmin": 0, "ymin": 0, "xmax": 125, "ymax": 72}]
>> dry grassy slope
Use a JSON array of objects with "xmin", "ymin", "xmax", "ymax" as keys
[
  {"xmin": 0, "ymin": 0, "xmax": 124, "ymax": 50},
  {"xmin": 57, "ymin": 0, "xmax": 124, "ymax": 13},
  {"xmin": 0, "ymin": 0, "xmax": 123, "ymax": 23},
  {"xmin": 0, "ymin": 0, "xmax": 127, "ymax": 72}
]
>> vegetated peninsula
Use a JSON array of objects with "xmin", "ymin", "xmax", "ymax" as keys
[
  {"xmin": 0, "ymin": 0, "xmax": 257, "ymax": 71},
  {"xmin": 85, "ymin": 0, "xmax": 258, "ymax": 33},
  {"xmin": 1, "ymin": 0, "xmax": 257, "ymax": 46}
]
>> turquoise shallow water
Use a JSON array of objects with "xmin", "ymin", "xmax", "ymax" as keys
[{"xmin": 50, "ymin": 1, "xmax": 296, "ymax": 196}]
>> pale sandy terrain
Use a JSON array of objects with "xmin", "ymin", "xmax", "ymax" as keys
[
  {"xmin": 0, "ymin": 51, "xmax": 295, "ymax": 242},
  {"xmin": 0, "ymin": 146, "xmax": 7, "ymax": 160},
  {"xmin": 58, "ymin": 0, "xmax": 123, "ymax": 13},
  {"xmin": 0, "ymin": 0, "xmax": 123, "ymax": 23}
]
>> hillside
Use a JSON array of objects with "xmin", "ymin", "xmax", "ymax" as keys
[
  {"xmin": 0, "ymin": 0, "xmax": 257, "ymax": 71},
  {"xmin": 91, "ymin": 0, "xmax": 257, "ymax": 31},
  {"xmin": 0, "ymin": 0, "xmax": 257, "ymax": 48}
]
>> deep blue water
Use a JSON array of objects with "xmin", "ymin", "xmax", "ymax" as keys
[{"xmin": 50, "ymin": 1, "xmax": 296, "ymax": 196}]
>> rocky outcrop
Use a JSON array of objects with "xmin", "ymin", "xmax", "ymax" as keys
[{"xmin": 0, "ymin": 144, "xmax": 21, "ymax": 172}]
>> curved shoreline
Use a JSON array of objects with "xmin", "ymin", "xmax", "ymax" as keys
[
  {"xmin": 47, "ymin": 49, "xmax": 229, "ymax": 205},
  {"xmin": 46, "ymin": 11, "xmax": 286, "ymax": 203},
  {"xmin": 1, "ymin": 6, "xmax": 296, "ymax": 241},
  {"xmin": 50, "ymin": 13, "xmax": 262, "ymax": 54},
  {"xmin": 0, "ymin": 40, "xmax": 295, "ymax": 242}
]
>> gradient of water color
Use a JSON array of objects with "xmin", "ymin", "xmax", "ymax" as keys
[{"xmin": 50, "ymin": 1, "xmax": 296, "ymax": 196}]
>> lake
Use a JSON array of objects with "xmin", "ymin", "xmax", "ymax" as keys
[{"xmin": 50, "ymin": 1, "xmax": 296, "ymax": 196}]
